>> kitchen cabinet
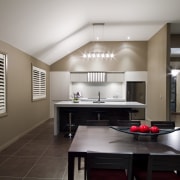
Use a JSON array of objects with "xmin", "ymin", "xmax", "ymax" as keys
[
  {"xmin": 71, "ymin": 72, "xmax": 125, "ymax": 83},
  {"xmin": 125, "ymin": 71, "xmax": 147, "ymax": 81},
  {"xmin": 70, "ymin": 72, "xmax": 87, "ymax": 82},
  {"xmin": 107, "ymin": 72, "xmax": 124, "ymax": 82},
  {"xmin": 50, "ymin": 71, "xmax": 70, "ymax": 118}
]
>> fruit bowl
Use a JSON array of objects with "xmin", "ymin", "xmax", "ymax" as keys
[{"xmin": 110, "ymin": 126, "xmax": 180, "ymax": 141}]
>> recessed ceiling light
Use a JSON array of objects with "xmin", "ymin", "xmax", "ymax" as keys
[{"xmin": 127, "ymin": 36, "xmax": 130, "ymax": 40}]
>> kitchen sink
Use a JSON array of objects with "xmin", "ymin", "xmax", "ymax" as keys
[{"xmin": 93, "ymin": 101, "xmax": 105, "ymax": 103}]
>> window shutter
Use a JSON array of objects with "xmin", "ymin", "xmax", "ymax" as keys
[
  {"xmin": 0, "ymin": 53, "xmax": 7, "ymax": 114},
  {"xmin": 32, "ymin": 66, "xmax": 46, "ymax": 100}
]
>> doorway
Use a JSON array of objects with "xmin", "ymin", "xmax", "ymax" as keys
[{"xmin": 126, "ymin": 81, "xmax": 146, "ymax": 120}]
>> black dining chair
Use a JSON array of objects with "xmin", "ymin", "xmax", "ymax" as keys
[
  {"xmin": 86, "ymin": 151, "xmax": 133, "ymax": 180},
  {"xmin": 86, "ymin": 120, "xmax": 110, "ymax": 126},
  {"xmin": 117, "ymin": 120, "xmax": 141, "ymax": 127},
  {"xmin": 150, "ymin": 121, "xmax": 175, "ymax": 129},
  {"xmin": 134, "ymin": 153, "xmax": 180, "ymax": 180}
]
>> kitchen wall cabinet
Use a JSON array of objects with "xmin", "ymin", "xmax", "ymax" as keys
[
  {"xmin": 107, "ymin": 72, "xmax": 124, "ymax": 82},
  {"xmin": 70, "ymin": 72, "xmax": 125, "ymax": 83},
  {"xmin": 125, "ymin": 71, "xmax": 147, "ymax": 81},
  {"xmin": 70, "ymin": 72, "xmax": 87, "ymax": 82}
]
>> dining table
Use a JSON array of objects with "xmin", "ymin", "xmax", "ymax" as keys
[{"xmin": 68, "ymin": 125, "xmax": 180, "ymax": 180}]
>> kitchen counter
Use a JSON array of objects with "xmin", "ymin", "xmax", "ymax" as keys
[
  {"xmin": 54, "ymin": 100, "xmax": 145, "ymax": 108},
  {"xmin": 79, "ymin": 98, "xmax": 126, "ymax": 102},
  {"xmin": 54, "ymin": 101, "xmax": 145, "ymax": 135}
]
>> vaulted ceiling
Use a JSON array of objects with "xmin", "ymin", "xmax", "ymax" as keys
[{"xmin": 0, "ymin": 0, "xmax": 180, "ymax": 65}]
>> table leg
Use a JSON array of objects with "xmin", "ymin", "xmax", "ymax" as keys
[{"xmin": 68, "ymin": 152, "xmax": 75, "ymax": 180}]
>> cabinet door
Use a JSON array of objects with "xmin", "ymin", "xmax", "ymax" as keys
[
  {"xmin": 50, "ymin": 71, "xmax": 70, "ymax": 100},
  {"xmin": 50, "ymin": 71, "xmax": 70, "ymax": 118},
  {"xmin": 125, "ymin": 71, "xmax": 147, "ymax": 81},
  {"xmin": 107, "ymin": 73, "xmax": 124, "ymax": 82},
  {"xmin": 70, "ymin": 72, "xmax": 87, "ymax": 82}
]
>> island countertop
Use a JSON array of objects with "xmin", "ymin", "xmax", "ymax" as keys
[{"xmin": 54, "ymin": 101, "xmax": 145, "ymax": 108}]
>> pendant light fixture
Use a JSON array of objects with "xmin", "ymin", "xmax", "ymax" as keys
[{"xmin": 93, "ymin": 23, "xmax": 104, "ymax": 41}]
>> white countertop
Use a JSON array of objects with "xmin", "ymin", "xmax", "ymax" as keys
[
  {"xmin": 54, "ymin": 101, "xmax": 145, "ymax": 108},
  {"xmin": 79, "ymin": 98, "xmax": 126, "ymax": 102}
]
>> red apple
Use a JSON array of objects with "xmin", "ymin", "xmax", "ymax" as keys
[
  {"xmin": 139, "ymin": 125, "xmax": 150, "ymax": 133},
  {"xmin": 150, "ymin": 126, "xmax": 160, "ymax": 133},
  {"xmin": 130, "ymin": 125, "xmax": 140, "ymax": 132}
]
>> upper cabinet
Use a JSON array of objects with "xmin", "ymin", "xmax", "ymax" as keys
[
  {"xmin": 125, "ymin": 71, "xmax": 147, "ymax": 81},
  {"xmin": 106, "ymin": 72, "xmax": 124, "ymax": 82},
  {"xmin": 70, "ymin": 72, "xmax": 125, "ymax": 83},
  {"xmin": 70, "ymin": 72, "xmax": 87, "ymax": 82},
  {"xmin": 50, "ymin": 71, "xmax": 70, "ymax": 100}
]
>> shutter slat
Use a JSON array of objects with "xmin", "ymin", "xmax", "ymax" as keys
[
  {"xmin": 0, "ymin": 53, "xmax": 7, "ymax": 114},
  {"xmin": 32, "ymin": 66, "xmax": 46, "ymax": 100}
]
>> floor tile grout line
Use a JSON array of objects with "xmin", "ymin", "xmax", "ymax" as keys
[
  {"xmin": 22, "ymin": 142, "xmax": 51, "ymax": 179},
  {"xmin": 60, "ymin": 159, "xmax": 68, "ymax": 180}
]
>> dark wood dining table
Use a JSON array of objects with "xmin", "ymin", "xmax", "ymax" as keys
[{"xmin": 68, "ymin": 126, "xmax": 180, "ymax": 180}]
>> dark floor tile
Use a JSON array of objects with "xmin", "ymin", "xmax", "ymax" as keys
[
  {"xmin": 42, "ymin": 144, "xmax": 69, "ymax": 158},
  {"xmin": 0, "ymin": 139, "xmax": 28, "ymax": 156},
  {"xmin": 28, "ymin": 127, "xmax": 44, "ymax": 135},
  {"xmin": 30, "ymin": 133, "xmax": 56, "ymax": 145},
  {"xmin": 33, "ymin": 133, "xmax": 54, "ymax": 140},
  {"xmin": 19, "ymin": 133, "xmax": 37, "ymax": 141},
  {"xmin": 40, "ymin": 128, "xmax": 54, "ymax": 135},
  {"xmin": 26, "ymin": 157, "xmax": 67, "ymax": 179},
  {"xmin": 51, "ymin": 134, "xmax": 73, "ymax": 146},
  {"xmin": 0, "ymin": 177, "xmax": 22, "ymax": 180},
  {"xmin": 0, "ymin": 156, "xmax": 9, "ymax": 165},
  {"xmin": 0, "ymin": 157, "xmax": 37, "ymax": 177},
  {"xmin": 14, "ymin": 143, "xmax": 48, "ymax": 157},
  {"xmin": 23, "ymin": 178, "xmax": 60, "ymax": 180}
]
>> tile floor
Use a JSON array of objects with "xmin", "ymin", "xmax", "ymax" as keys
[
  {"xmin": 0, "ymin": 117, "xmax": 180, "ymax": 180},
  {"xmin": 0, "ymin": 119, "xmax": 84, "ymax": 180}
]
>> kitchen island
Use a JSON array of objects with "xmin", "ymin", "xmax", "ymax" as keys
[{"xmin": 54, "ymin": 101, "xmax": 145, "ymax": 135}]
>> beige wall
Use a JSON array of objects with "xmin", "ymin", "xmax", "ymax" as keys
[
  {"xmin": 50, "ymin": 41, "xmax": 147, "ymax": 72},
  {"xmin": 0, "ymin": 40, "xmax": 50, "ymax": 150},
  {"xmin": 146, "ymin": 25, "xmax": 169, "ymax": 121},
  {"xmin": 176, "ymin": 73, "xmax": 180, "ymax": 112}
]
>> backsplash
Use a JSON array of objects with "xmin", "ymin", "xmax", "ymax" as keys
[{"xmin": 70, "ymin": 82, "xmax": 126, "ymax": 99}]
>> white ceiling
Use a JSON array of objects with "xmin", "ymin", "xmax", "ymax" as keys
[{"xmin": 0, "ymin": 0, "xmax": 180, "ymax": 65}]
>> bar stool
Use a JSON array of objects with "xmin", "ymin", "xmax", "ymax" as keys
[
  {"xmin": 93, "ymin": 110, "xmax": 105, "ymax": 120},
  {"xmin": 64, "ymin": 111, "xmax": 76, "ymax": 138},
  {"xmin": 128, "ymin": 109, "xmax": 139, "ymax": 120}
]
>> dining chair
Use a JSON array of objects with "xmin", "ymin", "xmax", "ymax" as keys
[
  {"xmin": 86, "ymin": 151, "xmax": 133, "ymax": 180},
  {"xmin": 134, "ymin": 153, "xmax": 180, "ymax": 180},
  {"xmin": 150, "ymin": 121, "xmax": 175, "ymax": 129},
  {"xmin": 86, "ymin": 119, "xmax": 110, "ymax": 126},
  {"xmin": 117, "ymin": 120, "xmax": 141, "ymax": 127}
]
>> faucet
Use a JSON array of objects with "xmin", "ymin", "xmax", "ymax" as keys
[{"xmin": 98, "ymin": 91, "xmax": 100, "ymax": 102}]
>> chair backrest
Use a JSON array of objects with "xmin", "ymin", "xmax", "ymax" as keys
[
  {"xmin": 147, "ymin": 153, "xmax": 180, "ymax": 180},
  {"xmin": 117, "ymin": 120, "xmax": 141, "ymax": 127},
  {"xmin": 86, "ymin": 120, "xmax": 110, "ymax": 126},
  {"xmin": 86, "ymin": 152, "xmax": 133, "ymax": 180},
  {"xmin": 151, "ymin": 121, "xmax": 175, "ymax": 129}
]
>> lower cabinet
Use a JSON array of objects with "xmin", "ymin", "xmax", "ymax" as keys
[{"xmin": 59, "ymin": 107, "xmax": 130, "ymax": 132}]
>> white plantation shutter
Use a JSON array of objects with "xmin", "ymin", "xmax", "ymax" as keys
[
  {"xmin": 32, "ymin": 66, "xmax": 46, "ymax": 100},
  {"xmin": 0, "ymin": 53, "xmax": 7, "ymax": 115}
]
